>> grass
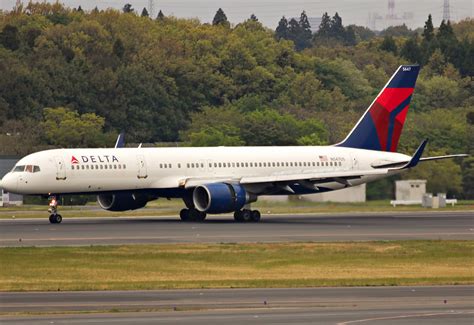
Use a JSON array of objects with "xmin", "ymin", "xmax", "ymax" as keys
[
  {"xmin": 0, "ymin": 240, "xmax": 472, "ymax": 291},
  {"xmin": 1, "ymin": 199, "xmax": 473, "ymax": 219}
]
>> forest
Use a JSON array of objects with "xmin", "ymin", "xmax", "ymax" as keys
[{"xmin": 0, "ymin": 2, "xmax": 472, "ymax": 198}]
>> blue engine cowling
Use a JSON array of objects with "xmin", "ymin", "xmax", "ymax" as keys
[
  {"xmin": 193, "ymin": 183, "xmax": 250, "ymax": 214},
  {"xmin": 97, "ymin": 192, "xmax": 151, "ymax": 211}
]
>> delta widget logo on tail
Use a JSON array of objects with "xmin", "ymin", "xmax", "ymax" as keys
[{"xmin": 337, "ymin": 65, "xmax": 420, "ymax": 152}]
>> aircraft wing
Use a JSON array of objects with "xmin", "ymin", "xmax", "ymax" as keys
[{"xmin": 182, "ymin": 169, "xmax": 390, "ymax": 189}]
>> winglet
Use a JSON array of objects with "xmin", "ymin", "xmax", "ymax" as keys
[
  {"xmin": 401, "ymin": 139, "xmax": 428, "ymax": 169},
  {"xmin": 115, "ymin": 132, "xmax": 125, "ymax": 148}
]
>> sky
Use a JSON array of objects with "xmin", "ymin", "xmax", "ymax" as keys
[{"xmin": 1, "ymin": 0, "xmax": 472, "ymax": 30}]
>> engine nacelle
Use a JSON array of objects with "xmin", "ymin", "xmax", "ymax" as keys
[
  {"xmin": 193, "ymin": 183, "xmax": 254, "ymax": 214},
  {"xmin": 97, "ymin": 192, "xmax": 152, "ymax": 212}
]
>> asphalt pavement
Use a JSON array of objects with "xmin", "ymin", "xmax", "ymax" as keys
[
  {"xmin": 0, "ymin": 211, "xmax": 472, "ymax": 246},
  {"xmin": 1, "ymin": 286, "xmax": 473, "ymax": 324}
]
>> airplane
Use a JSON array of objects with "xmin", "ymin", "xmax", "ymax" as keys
[{"xmin": 0, "ymin": 65, "xmax": 468, "ymax": 224}]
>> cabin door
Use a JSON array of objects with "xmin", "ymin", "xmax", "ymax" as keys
[
  {"xmin": 54, "ymin": 156, "xmax": 67, "ymax": 180},
  {"xmin": 137, "ymin": 155, "xmax": 148, "ymax": 179}
]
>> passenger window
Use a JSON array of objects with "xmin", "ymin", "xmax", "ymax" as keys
[
  {"xmin": 245, "ymin": 163, "xmax": 249, "ymax": 167},
  {"xmin": 237, "ymin": 163, "xmax": 240, "ymax": 167},
  {"xmin": 177, "ymin": 164, "xmax": 181, "ymax": 168},
  {"xmin": 214, "ymin": 163, "xmax": 217, "ymax": 167},
  {"xmin": 109, "ymin": 164, "xmax": 113, "ymax": 169},
  {"xmin": 218, "ymin": 163, "xmax": 222, "ymax": 168},
  {"xmin": 187, "ymin": 163, "xmax": 190, "ymax": 168},
  {"xmin": 118, "ymin": 164, "xmax": 122, "ymax": 169},
  {"xmin": 192, "ymin": 163, "xmax": 195, "ymax": 168},
  {"xmin": 71, "ymin": 165, "xmax": 74, "ymax": 170},
  {"xmin": 201, "ymin": 163, "xmax": 204, "ymax": 168},
  {"xmin": 100, "ymin": 165, "xmax": 103, "ymax": 170},
  {"xmin": 105, "ymin": 165, "xmax": 108, "ymax": 169}
]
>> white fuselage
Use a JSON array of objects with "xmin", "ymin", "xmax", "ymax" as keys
[{"xmin": 1, "ymin": 146, "xmax": 409, "ymax": 196}]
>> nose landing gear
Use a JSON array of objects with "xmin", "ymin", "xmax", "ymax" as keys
[{"xmin": 48, "ymin": 196, "xmax": 62, "ymax": 224}]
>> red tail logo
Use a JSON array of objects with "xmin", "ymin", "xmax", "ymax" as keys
[{"xmin": 71, "ymin": 156, "xmax": 79, "ymax": 164}]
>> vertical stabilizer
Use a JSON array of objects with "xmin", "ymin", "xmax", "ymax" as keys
[{"xmin": 336, "ymin": 65, "xmax": 420, "ymax": 152}]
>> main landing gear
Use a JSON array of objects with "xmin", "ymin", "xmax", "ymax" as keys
[
  {"xmin": 48, "ymin": 196, "xmax": 62, "ymax": 224},
  {"xmin": 234, "ymin": 209, "xmax": 261, "ymax": 223},
  {"xmin": 180, "ymin": 208, "xmax": 207, "ymax": 222}
]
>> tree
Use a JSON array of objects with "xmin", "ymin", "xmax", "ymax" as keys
[
  {"xmin": 113, "ymin": 38, "xmax": 125, "ymax": 58},
  {"xmin": 380, "ymin": 35, "xmax": 398, "ymax": 54},
  {"xmin": 156, "ymin": 10, "xmax": 164, "ymax": 20},
  {"xmin": 250, "ymin": 14, "xmax": 258, "ymax": 22},
  {"xmin": 275, "ymin": 16, "xmax": 288, "ymax": 40},
  {"xmin": 400, "ymin": 36, "xmax": 422, "ymax": 63},
  {"xmin": 213, "ymin": 8, "xmax": 229, "ymax": 27},
  {"xmin": 298, "ymin": 11, "xmax": 312, "ymax": 48},
  {"xmin": 122, "ymin": 3, "xmax": 134, "ymax": 13},
  {"xmin": 41, "ymin": 107, "xmax": 111, "ymax": 147},
  {"xmin": 141, "ymin": 7, "xmax": 149, "ymax": 17},
  {"xmin": 0, "ymin": 25, "xmax": 20, "ymax": 51},
  {"xmin": 330, "ymin": 12, "xmax": 345, "ymax": 40},
  {"xmin": 77, "ymin": 5, "xmax": 83, "ymax": 13},
  {"xmin": 422, "ymin": 14, "xmax": 434, "ymax": 42},
  {"xmin": 188, "ymin": 126, "xmax": 244, "ymax": 146},
  {"xmin": 318, "ymin": 12, "xmax": 331, "ymax": 37}
]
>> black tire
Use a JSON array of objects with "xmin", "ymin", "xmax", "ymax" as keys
[
  {"xmin": 50, "ymin": 214, "xmax": 62, "ymax": 224},
  {"xmin": 234, "ymin": 211, "xmax": 243, "ymax": 222},
  {"xmin": 180, "ymin": 209, "xmax": 190, "ymax": 221},
  {"xmin": 188, "ymin": 209, "xmax": 202, "ymax": 222},
  {"xmin": 241, "ymin": 210, "xmax": 252, "ymax": 222},
  {"xmin": 251, "ymin": 210, "xmax": 261, "ymax": 222}
]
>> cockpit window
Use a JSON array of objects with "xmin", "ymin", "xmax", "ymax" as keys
[
  {"xmin": 11, "ymin": 165, "xmax": 41, "ymax": 173},
  {"xmin": 12, "ymin": 165, "xmax": 25, "ymax": 172}
]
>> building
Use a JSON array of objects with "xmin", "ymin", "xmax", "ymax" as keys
[
  {"xmin": 395, "ymin": 180, "xmax": 426, "ymax": 201},
  {"xmin": 0, "ymin": 156, "xmax": 22, "ymax": 207}
]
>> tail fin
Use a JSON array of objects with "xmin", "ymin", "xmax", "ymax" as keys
[{"xmin": 337, "ymin": 65, "xmax": 420, "ymax": 152}]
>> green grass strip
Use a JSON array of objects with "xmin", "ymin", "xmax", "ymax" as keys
[{"xmin": 0, "ymin": 240, "xmax": 473, "ymax": 291}]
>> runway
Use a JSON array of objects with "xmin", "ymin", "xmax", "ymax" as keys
[
  {"xmin": 1, "ymin": 286, "xmax": 473, "ymax": 324},
  {"xmin": 0, "ymin": 211, "xmax": 472, "ymax": 246}
]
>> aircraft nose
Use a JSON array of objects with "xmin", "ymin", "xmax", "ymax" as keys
[{"xmin": 1, "ymin": 173, "xmax": 18, "ymax": 193}]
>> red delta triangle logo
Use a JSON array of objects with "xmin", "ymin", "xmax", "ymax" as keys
[{"xmin": 71, "ymin": 156, "xmax": 79, "ymax": 164}]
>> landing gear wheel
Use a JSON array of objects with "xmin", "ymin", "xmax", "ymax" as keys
[
  {"xmin": 241, "ymin": 209, "xmax": 252, "ymax": 222},
  {"xmin": 180, "ymin": 209, "xmax": 190, "ymax": 221},
  {"xmin": 251, "ymin": 210, "xmax": 261, "ymax": 222},
  {"xmin": 47, "ymin": 196, "xmax": 62, "ymax": 224},
  {"xmin": 234, "ymin": 211, "xmax": 243, "ymax": 222},
  {"xmin": 49, "ymin": 214, "xmax": 62, "ymax": 224},
  {"xmin": 189, "ymin": 209, "xmax": 206, "ymax": 222}
]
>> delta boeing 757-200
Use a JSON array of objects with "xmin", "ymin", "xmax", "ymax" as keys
[{"xmin": 0, "ymin": 65, "xmax": 468, "ymax": 223}]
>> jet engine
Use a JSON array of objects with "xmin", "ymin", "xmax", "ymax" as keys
[
  {"xmin": 97, "ymin": 192, "xmax": 154, "ymax": 211},
  {"xmin": 193, "ymin": 183, "xmax": 255, "ymax": 214}
]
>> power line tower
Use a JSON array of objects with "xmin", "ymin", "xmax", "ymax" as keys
[
  {"xmin": 148, "ymin": 0, "xmax": 155, "ymax": 18},
  {"xmin": 442, "ymin": 0, "xmax": 451, "ymax": 21},
  {"xmin": 387, "ymin": 0, "xmax": 396, "ymax": 19}
]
